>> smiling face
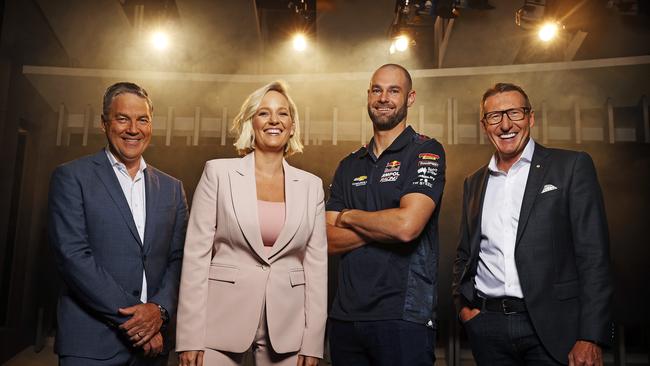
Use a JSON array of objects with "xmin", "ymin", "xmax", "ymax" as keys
[
  {"xmin": 482, "ymin": 90, "xmax": 535, "ymax": 170},
  {"xmin": 102, "ymin": 93, "xmax": 152, "ymax": 169},
  {"xmin": 252, "ymin": 90, "xmax": 295, "ymax": 154},
  {"xmin": 367, "ymin": 66, "xmax": 415, "ymax": 131}
]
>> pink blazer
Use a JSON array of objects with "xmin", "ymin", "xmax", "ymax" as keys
[{"xmin": 176, "ymin": 153, "xmax": 327, "ymax": 358}]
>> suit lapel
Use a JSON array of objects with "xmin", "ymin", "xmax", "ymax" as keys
[
  {"xmin": 515, "ymin": 143, "xmax": 550, "ymax": 247},
  {"xmin": 229, "ymin": 153, "xmax": 269, "ymax": 262},
  {"xmin": 92, "ymin": 150, "xmax": 143, "ymax": 247},
  {"xmin": 267, "ymin": 160, "xmax": 304, "ymax": 260},
  {"xmin": 469, "ymin": 167, "xmax": 490, "ymax": 257},
  {"xmin": 143, "ymin": 167, "xmax": 159, "ymax": 252}
]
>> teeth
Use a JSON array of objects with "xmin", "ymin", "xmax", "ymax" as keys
[
  {"xmin": 500, "ymin": 132, "xmax": 516, "ymax": 139},
  {"xmin": 265, "ymin": 128, "xmax": 282, "ymax": 134}
]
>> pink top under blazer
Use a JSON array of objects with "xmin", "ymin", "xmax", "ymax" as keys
[{"xmin": 176, "ymin": 152, "xmax": 327, "ymax": 358}]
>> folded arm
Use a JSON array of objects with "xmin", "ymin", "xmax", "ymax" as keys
[{"xmin": 327, "ymin": 192, "xmax": 435, "ymax": 255}]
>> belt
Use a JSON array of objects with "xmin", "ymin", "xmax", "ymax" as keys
[{"xmin": 473, "ymin": 296, "xmax": 527, "ymax": 314}]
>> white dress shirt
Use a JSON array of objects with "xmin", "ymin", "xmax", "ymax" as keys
[
  {"xmin": 475, "ymin": 138, "xmax": 535, "ymax": 299},
  {"xmin": 105, "ymin": 148, "xmax": 148, "ymax": 303}
]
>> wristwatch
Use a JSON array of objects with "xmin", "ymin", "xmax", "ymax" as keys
[{"xmin": 157, "ymin": 304, "xmax": 169, "ymax": 325}]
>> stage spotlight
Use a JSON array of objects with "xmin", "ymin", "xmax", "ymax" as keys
[
  {"xmin": 394, "ymin": 35, "xmax": 410, "ymax": 52},
  {"xmin": 538, "ymin": 21, "xmax": 559, "ymax": 42},
  {"xmin": 293, "ymin": 33, "xmax": 307, "ymax": 52},
  {"xmin": 151, "ymin": 31, "xmax": 169, "ymax": 50}
]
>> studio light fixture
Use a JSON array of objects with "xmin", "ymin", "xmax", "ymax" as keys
[
  {"xmin": 150, "ymin": 30, "xmax": 169, "ymax": 50},
  {"xmin": 538, "ymin": 21, "xmax": 559, "ymax": 42},
  {"xmin": 389, "ymin": 34, "xmax": 412, "ymax": 54},
  {"xmin": 292, "ymin": 33, "xmax": 308, "ymax": 52}
]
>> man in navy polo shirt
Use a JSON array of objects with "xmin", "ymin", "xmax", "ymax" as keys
[{"xmin": 326, "ymin": 64, "xmax": 445, "ymax": 366}]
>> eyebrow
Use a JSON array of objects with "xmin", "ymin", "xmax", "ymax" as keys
[{"xmin": 371, "ymin": 84, "xmax": 402, "ymax": 90}]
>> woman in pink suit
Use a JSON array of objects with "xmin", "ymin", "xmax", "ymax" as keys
[{"xmin": 176, "ymin": 81, "xmax": 327, "ymax": 366}]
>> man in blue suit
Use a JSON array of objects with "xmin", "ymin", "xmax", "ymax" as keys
[{"xmin": 48, "ymin": 82, "xmax": 188, "ymax": 365}]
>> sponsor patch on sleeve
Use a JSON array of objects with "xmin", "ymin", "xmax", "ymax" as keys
[
  {"xmin": 412, "ymin": 166, "xmax": 437, "ymax": 188},
  {"xmin": 418, "ymin": 153, "xmax": 440, "ymax": 160}
]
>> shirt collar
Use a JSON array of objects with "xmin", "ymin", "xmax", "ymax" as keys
[
  {"xmin": 105, "ymin": 147, "xmax": 147, "ymax": 174},
  {"xmin": 487, "ymin": 138, "xmax": 535, "ymax": 173},
  {"xmin": 360, "ymin": 125, "xmax": 416, "ymax": 159}
]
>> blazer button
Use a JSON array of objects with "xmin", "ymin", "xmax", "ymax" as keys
[
  {"xmin": 132, "ymin": 290, "xmax": 140, "ymax": 296},
  {"xmin": 260, "ymin": 265, "xmax": 268, "ymax": 271}
]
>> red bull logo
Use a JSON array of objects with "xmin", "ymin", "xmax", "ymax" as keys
[{"xmin": 386, "ymin": 160, "xmax": 401, "ymax": 169}]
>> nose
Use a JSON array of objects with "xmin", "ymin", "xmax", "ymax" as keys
[
  {"xmin": 500, "ymin": 113, "xmax": 514, "ymax": 130},
  {"xmin": 126, "ymin": 120, "xmax": 139, "ymax": 134},
  {"xmin": 379, "ymin": 91, "xmax": 390, "ymax": 102},
  {"xmin": 268, "ymin": 114, "xmax": 280, "ymax": 125}
]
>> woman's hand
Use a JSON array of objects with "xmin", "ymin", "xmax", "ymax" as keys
[
  {"xmin": 297, "ymin": 354, "xmax": 320, "ymax": 366},
  {"xmin": 178, "ymin": 350, "xmax": 204, "ymax": 366}
]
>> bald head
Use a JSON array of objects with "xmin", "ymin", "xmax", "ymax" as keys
[
  {"xmin": 371, "ymin": 64, "xmax": 412, "ymax": 92},
  {"xmin": 367, "ymin": 63, "xmax": 416, "ymax": 131}
]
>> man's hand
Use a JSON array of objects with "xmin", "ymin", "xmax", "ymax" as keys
[
  {"xmin": 118, "ymin": 303, "xmax": 163, "ymax": 347},
  {"xmin": 568, "ymin": 340, "xmax": 603, "ymax": 366},
  {"xmin": 459, "ymin": 306, "xmax": 481, "ymax": 323},
  {"xmin": 179, "ymin": 350, "xmax": 204, "ymax": 366},
  {"xmin": 142, "ymin": 332, "xmax": 163, "ymax": 357},
  {"xmin": 297, "ymin": 354, "xmax": 319, "ymax": 366}
]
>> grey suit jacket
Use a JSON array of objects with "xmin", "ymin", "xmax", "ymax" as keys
[
  {"xmin": 48, "ymin": 150, "xmax": 188, "ymax": 359},
  {"xmin": 452, "ymin": 143, "xmax": 613, "ymax": 364}
]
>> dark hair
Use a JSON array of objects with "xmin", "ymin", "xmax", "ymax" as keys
[
  {"xmin": 375, "ymin": 63, "xmax": 413, "ymax": 91},
  {"xmin": 101, "ymin": 82, "xmax": 153, "ymax": 122},
  {"xmin": 480, "ymin": 83, "xmax": 532, "ymax": 118}
]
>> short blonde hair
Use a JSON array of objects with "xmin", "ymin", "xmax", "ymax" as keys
[{"xmin": 231, "ymin": 80, "xmax": 303, "ymax": 156}]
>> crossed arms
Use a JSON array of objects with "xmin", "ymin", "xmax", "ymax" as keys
[{"xmin": 326, "ymin": 192, "xmax": 436, "ymax": 254}]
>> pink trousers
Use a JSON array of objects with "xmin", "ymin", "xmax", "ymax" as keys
[{"xmin": 202, "ymin": 303, "xmax": 299, "ymax": 366}]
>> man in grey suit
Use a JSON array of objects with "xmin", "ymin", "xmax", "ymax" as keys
[
  {"xmin": 48, "ymin": 82, "xmax": 188, "ymax": 365},
  {"xmin": 453, "ymin": 83, "xmax": 613, "ymax": 365}
]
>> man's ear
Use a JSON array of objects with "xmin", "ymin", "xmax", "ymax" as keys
[{"xmin": 406, "ymin": 90, "xmax": 416, "ymax": 107}]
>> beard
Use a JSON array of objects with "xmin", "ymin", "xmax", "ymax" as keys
[{"xmin": 368, "ymin": 101, "xmax": 408, "ymax": 131}]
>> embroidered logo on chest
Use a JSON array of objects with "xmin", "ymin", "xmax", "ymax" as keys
[
  {"xmin": 352, "ymin": 175, "xmax": 368, "ymax": 187},
  {"xmin": 380, "ymin": 160, "xmax": 401, "ymax": 183}
]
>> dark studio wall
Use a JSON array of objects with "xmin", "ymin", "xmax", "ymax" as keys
[{"xmin": 1, "ymin": 0, "xmax": 650, "ymax": 363}]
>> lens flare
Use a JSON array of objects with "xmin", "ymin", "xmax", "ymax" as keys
[
  {"xmin": 538, "ymin": 22, "xmax": 559, "ymax": 42},
  {"xmin": 394, "ymin": 35, "xmax": 409, "ymax": 52},
  {"xmin": 293, "ymin": 34, "xmax": 307, "ymax": 52},
  {"xmin": 151, "ymin": 31, "xmax": 169, "ymax": 50}
]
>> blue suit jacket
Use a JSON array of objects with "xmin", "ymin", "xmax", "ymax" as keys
[{"xmin": 48, "ymin": 150, "xmax": 188, "ymax": 359}]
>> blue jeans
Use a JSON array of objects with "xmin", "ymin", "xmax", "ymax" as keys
[
  {"xmin": 463, "ymin": 311, "xmax": 563, "ymax": 365},
  {"xmin": 329, "ymin": 319, "xmax": 436, "ymax": 366}
]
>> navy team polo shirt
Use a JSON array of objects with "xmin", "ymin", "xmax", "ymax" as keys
[{"xmin": 326, "ymin": 125, "xmax": 446, "ymax": 325}]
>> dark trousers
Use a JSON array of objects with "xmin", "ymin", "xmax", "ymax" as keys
[
  {"xmin": 59, "ymin": 350, "xmax": 168, "ymax": 366},
  {"xmin": 329, "ymin": 318, "xmax": 436, "ymax": 366},
  {"xmin": 463, "ymin": 310, "xmax": 563, "ymax": 366}
]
